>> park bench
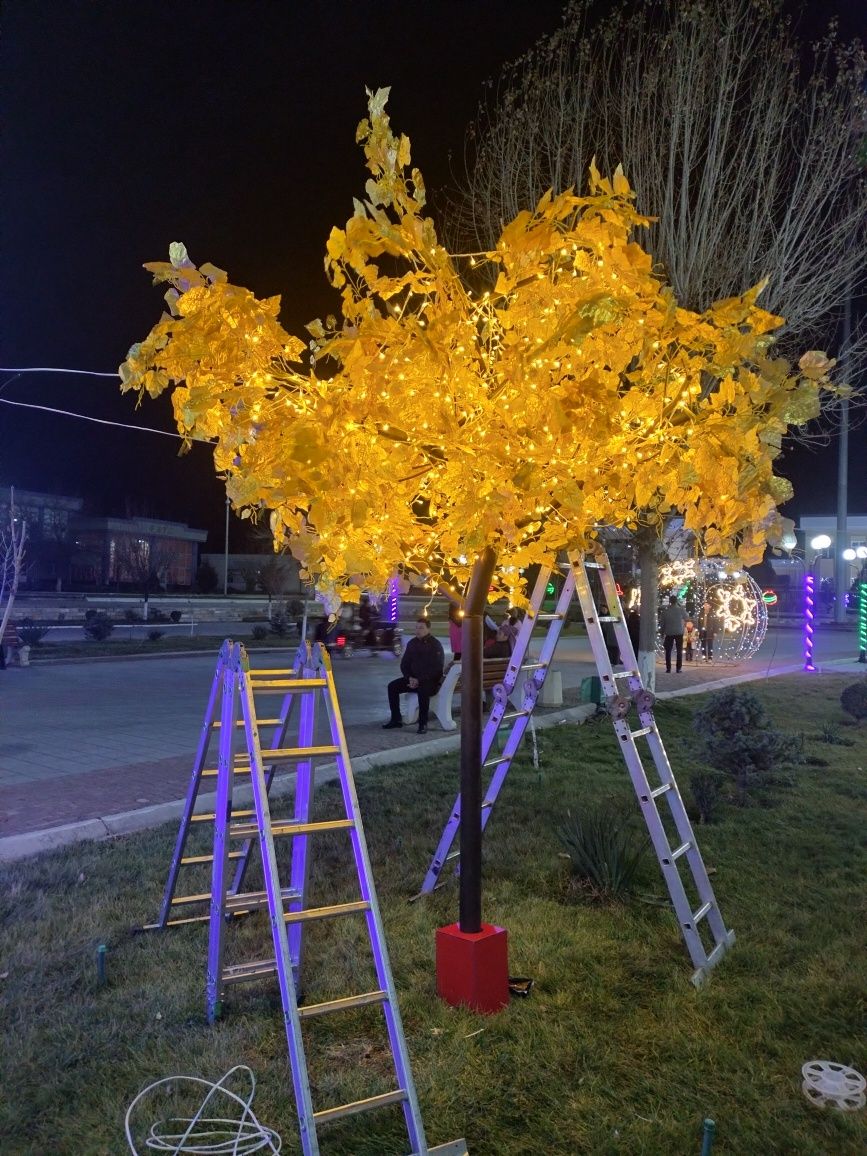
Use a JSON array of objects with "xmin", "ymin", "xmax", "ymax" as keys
[
  {"xmin": 1, "ymin": 620, "xmax": 23, "ymax": 666},
  {"xmin": 401, "ymin": 656, "xmax": 516, "ymax": 731}
]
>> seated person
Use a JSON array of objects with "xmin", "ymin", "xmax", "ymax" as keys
[
  {"xmin": 484, "ymin": 626, "xmax": 513, "ymax": 659},
  {"xmin": 383, "ymin": 617, "xmax": 445, "ymax": 735}
]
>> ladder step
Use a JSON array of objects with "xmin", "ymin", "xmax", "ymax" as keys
[
  {"xmin": 582, "ymin": 560, "xmax": 605, "ymax": 569},
  {"xmin": 251, "ymin": 679, "xmax": 328, "ymax": 691},
  {"xmin": 630, "ymin": 726, "xmax": 655, "ymax": 739},
  {"xmin": 313, "ymin": 1088, "xmax": 407, "ymax": 1126},
  {"xmin": 212, "ymin": 717, "xmax": 282, "ymax": 728},
  {"xmin": 502, "ymin": 709, "xmax": 531, "ymax": 722},
  {"xmin": 649, "ymin": 783, "xmax": 671, "ymax": 800},
  {"xmin": 284, "ymin": 899, "xmax": 370, "ymax": 926},
  {"xmin": 223, "ymin": 958, "xmax": 281, "ymax": 985},
  {"xmin": 482, "ymin": 755, "xmax": 510, "ymax": 769},
  {"xmin": 225, "ymin": 886, "xmax": 301, "ymax": 914},
  {"xmin": 248, "ymin": 668, "xmax": 299, "ymax": 676},
  {"xmin": 180, "ymin": 851, "xmax": 244, "ymax": 865},
  {"xmin": 532, "ymin": 612, "xmax": 564, "ymax": 621},
  {"xmin": 191, "ymin": 809, "xmax": 256, "ymax": 823},
  {"xmin": 229, "ymin": 817, "xmax": 355, "ymax": 840},
  {"xmin": 691, "ymin": 901, "xmax": 713, "ymax": 925},
  {"xmin": 297, "ymin": 989, "xmax": 388, "ymax": 1020},
  {"xmin": 594, "ymin": 615, "xmax": 621, "ymax": 623},
  {"xmin": 612, "ymin": 669, "xmax": 640, "ymax": 679},
  {"xmin": 519, "ymin": 662, "xmax": 547, "ymax": 672},
  {"xmin": 202, "ymin": 745, "xmax": 340, "ymax": 776},
  {"xmin": 668, "ymin": 841, "xmax": 692, "ymax": 863}
]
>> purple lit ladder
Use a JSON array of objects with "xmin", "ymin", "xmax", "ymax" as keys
[
  {"xmin": 205, "ymin": 639, "xmax": 466, "ymax": 1156},
  {"xmin": 419, "ymin": 550, "xmax": 734, "ymax": 984}
]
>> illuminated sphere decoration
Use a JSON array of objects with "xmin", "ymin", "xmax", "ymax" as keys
[{"xmin": 657, "ymin": 559, "xmax": 768, "ymax": 663}]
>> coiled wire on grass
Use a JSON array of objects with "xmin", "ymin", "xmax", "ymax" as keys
[{"xmin": 125, "ymin": 1064, "xmax": 282, "ymax": 1154}]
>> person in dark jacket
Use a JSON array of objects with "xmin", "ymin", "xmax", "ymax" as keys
[
  {"xmin": 383, "ymin": 617, "xmax": 445, "ymax": 734},
  {"xmin": 659, "ymin": 594, "xmax": 688, "ymax": 673}
]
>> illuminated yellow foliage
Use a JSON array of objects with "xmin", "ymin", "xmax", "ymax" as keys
[{"xmin": 121, "ymin": 89, "xmax": 834, "ymax": 608}]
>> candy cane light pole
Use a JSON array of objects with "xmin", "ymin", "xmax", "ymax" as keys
[{"xmin": 804, "ymin": 534, "xmax": 831, "ymax": 672}]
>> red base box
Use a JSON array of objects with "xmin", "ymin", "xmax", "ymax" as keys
[{"xmin": 435, "ymin": 922, "xmax": 509, "ymax": 1014}]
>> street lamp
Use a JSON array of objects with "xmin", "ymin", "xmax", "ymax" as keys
[
  {"xmin": 223, "ymin": 496, "xmax": 230, "ymax": 597},
  {"xmin": 804, "ymin": 534, "xmax": 831, "ymax": 672}
]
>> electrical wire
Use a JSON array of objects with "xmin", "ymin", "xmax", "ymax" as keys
[
  {"xmin": 125, "ymin": 1065, "xmax": 282, "ymax": 1154},
  {"xmin": 0, "ymin": 366, "xmax": 119, "ymax": 377},
  {"xmin": 0, "ymin": 397, "xmax": 191, "ymax": 440}
]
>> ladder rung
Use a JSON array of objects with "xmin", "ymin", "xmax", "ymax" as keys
[
  {"xmin": 502, "ymin": 709, "xmax": 531, "ymax": 722},
  {"xmin": 668, "ymin": 841, "xmax": 692, "ymax": 863},
  {"xmin": 251, "ymin": 679, "xmax": 327, "ymax": 691},
  {"xmin": 249, "ymin": 668, "xmax": 299, "ymax": 676},
  {"xmin": 445, "ymin": 851, "xmax": 460, "ymax": 863},
  {"xmin": 225, "ymin": 886, "xmax": 301, "ymax": 914},
  {"xmin": 180, "ymin": 851, "xmax": 244, "ymax": 865},
  {"xmin": 191, "ymin": 809, "xmax": 256, "ymax": 823},
  {"xmin": 261, "ymin": 745, "xmax": 340, "ymax": 761},
  {"xmin": 595, "ymin": 615, "xmax": 621, "ymax": 623},
  {"xmin": 223, "ymin": 958, "xmax": 279, "ymax": 985},
  {"xmin": 202, "ymin": 767, "xmax": 253, "ymax": 778},
  {"xmin": 297, "ymin": 989, "xmax": 388, "ymax": 1020},
  {"xmin": 691, "ymin": 902, "xmax": 712, "ymax": 925},
  {"xmin": 519, "ymin": 662, "xmax": 547, "ymax": 672},
  {"xmin": 284, "ymin": 899, "xmax": 370, "ymax": 926},
  {"xmin": 630, "ymin": 726, "xmax": 654, "ymax": 739},
  {"xmin": 229, "ymin": 817, "xmax": 355, "ymax": 840},
  {"xmin": 212, "ymin": 717, "xmax": 282, "ymax": 728},
  {"xmin": 482, "ymin": 755, "xmax": 510, "ymax": 769},
  {"xmin": 649, "ymin": 783, "xmax": 671, "ymax": 800},
  {"xmin": 582, "ymin": 560, "xmax": 605, "ymax": 569},
  {"xmin": 313, "ymin": 1088, "xmax": 407, "ymax": 1126},
  {"xmin": 143, "ymin": 910, "xmax": 244, "ymax": 930},
  {"xmin": 532, "ymin": 612, "xmax": 564, "ymax": 621},
  {"xmin": 612, "ymin": 669, "xmax": 639, "ymax": 679}
]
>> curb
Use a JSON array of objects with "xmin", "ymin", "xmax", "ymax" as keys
[{"xmin": 0, "ymin": 704, "xmax": 596, "ymax": 863}]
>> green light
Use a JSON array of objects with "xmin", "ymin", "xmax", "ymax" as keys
[
  {"xmin": 859, "ymin": 581, "xmax": 866, "ymax": 662},
  {"xmin": 546, "ymin": 581, "xmax": 556, "ymax": 596}
]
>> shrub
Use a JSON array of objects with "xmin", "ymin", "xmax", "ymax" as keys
[
  {"xmin": 269, "ymin": 612, "xmax": 291, "ymax": 637},
  {"xmin": 693, "ymin": 687, "xmax": 802, "ymax": 805},
  {"xmin": 84, "ymin": 608, "xmax": 98, "ymax": 622},
  {"xmin": 840, "ymin": 678, "xmax": 867, "ymax": 724},
  {"xmin": 169, "ymin": 610, "xmax": 182, "ymax": 623},
  {"xmin": 557, "ymin": 802, "xmax": 648, "ymax": 901},
  {"xmin": 147, "ymin": 629, "xmax": 165, "ymax": 642},
  {"xmin": 251, "ymin": 625, "xmax": 269, "ymax": 640},
  {"xmin": 83, "ymin": 614, "xmax": 114, "ymax": 641},
  {"xmin": 149, "ymin": 607, "xmax": 167, "ymax": 623},
  {"xmin": 17, "ymin": 618, "xmax": 49, "ymax": 647},
  {"xmin": 817, "ymin": 722, "xmax": 854, "ymax": 746},
  {"xmin": 123, "ymin": 608, "xmax": 142, "ymax": 623},
  {"xmin": 689, "ymin": 768, "xmax": 726, "ymax": 824}
]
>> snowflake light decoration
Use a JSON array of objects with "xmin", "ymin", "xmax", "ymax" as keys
[{"xmin": 657, "ymin": 559, "xmax": 767, "ymax": 663}]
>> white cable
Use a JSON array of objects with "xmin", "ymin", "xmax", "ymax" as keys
[
  {"xmin": 0, "ymin": 397, "xmax": 189, "ymax": 439},
  {"xmin": 125, "ymin": 1065, "xmax": 282, "ymax": 1155},
  {"xmin": 0, "ymin": 366, "xmax": 119, "ymax": 377}
]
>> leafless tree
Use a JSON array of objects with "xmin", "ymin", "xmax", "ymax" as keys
[
  {"xmin": 0, "ymin": 488, "xmax": 28, "ymax": 646},
  {"xmin": 114, "ymin": 537, "xmax": 177, "ymax": 616},
  {"xmin": 453, "ymin": 0, "xmax": 867, "ymax": 393},
  {"xmin": 451, "ymin": 0, "xmax": 866, "ymax": 686}
]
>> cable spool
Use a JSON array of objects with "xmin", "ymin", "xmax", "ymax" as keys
[{"xmin": 801, "ymin": 1061, "xmax": 865, "ymax": 1111}]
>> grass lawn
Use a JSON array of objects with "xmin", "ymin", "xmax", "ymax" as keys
[{"xmin": 1, "ymin": 676, "xmax": 865, "ymax": 1154}]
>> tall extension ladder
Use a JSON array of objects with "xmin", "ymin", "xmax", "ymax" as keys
[
  {"xmin": 420, "ymin": 551, "xmax": 735, "ymax": 985},
  {"xmin": 149, "ymin": 639, "xmax": 466, "ymax": 1156}
]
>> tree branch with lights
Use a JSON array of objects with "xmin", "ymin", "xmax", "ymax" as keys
[{"xmin": 120, "ymin": 88, "xmax": 837, "ymax": 612}]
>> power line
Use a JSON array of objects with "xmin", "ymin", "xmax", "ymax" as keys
[
  {"xmin": 0, "ymin": 396, "xmax": 192, "ymax": 440},
  {"xmin": 0, "ymin": 366, "xmax": 120, "ymax": 377}
]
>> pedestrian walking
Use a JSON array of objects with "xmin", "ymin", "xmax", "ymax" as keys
[{"xmin": 659, "ymin": 594, "xmax": 688, "ymax": 673}]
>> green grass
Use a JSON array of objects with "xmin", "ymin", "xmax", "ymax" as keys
[{"xmin": 1, "ymin": 676, "xmax": 865, "ymax": 1154}]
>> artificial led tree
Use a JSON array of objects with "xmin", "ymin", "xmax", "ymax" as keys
[{"xmin": 122, "ymin": 89, "xmax": 835, "ymax": 1000}]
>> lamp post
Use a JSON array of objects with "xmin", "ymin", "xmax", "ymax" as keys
[
  {"xmin": 223, "ymin": 496, "xmax": 230, "ymax": 597},
  {"xmin": 804, "ymin": 534, "xmax": 831, "ymax": 672}
]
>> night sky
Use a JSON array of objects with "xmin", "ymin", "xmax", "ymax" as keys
[{"xmin": 3, "ymin": 1, "xmax": 865, "ymax": 548}]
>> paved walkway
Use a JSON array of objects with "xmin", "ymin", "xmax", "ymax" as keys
[{"xmin": 1, "ymin": 627, "xmax": 863, "ymax": 860}]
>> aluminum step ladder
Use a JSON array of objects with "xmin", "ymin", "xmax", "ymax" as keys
[
  {"xmin": 419, "ymin": 550, "xmax": 734, "ymax": 984},
  {"xmin": 569, "ymin": 550, "xmax": 734, "ymax": 984},
  {"xmin": 154, "ymin": 639, "xmax": 467, "ymax": 1156}
]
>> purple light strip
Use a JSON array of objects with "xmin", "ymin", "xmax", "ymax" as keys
[{"xmin": 804, "ymin": 574, "xmax": 816, "ymax": 672}]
